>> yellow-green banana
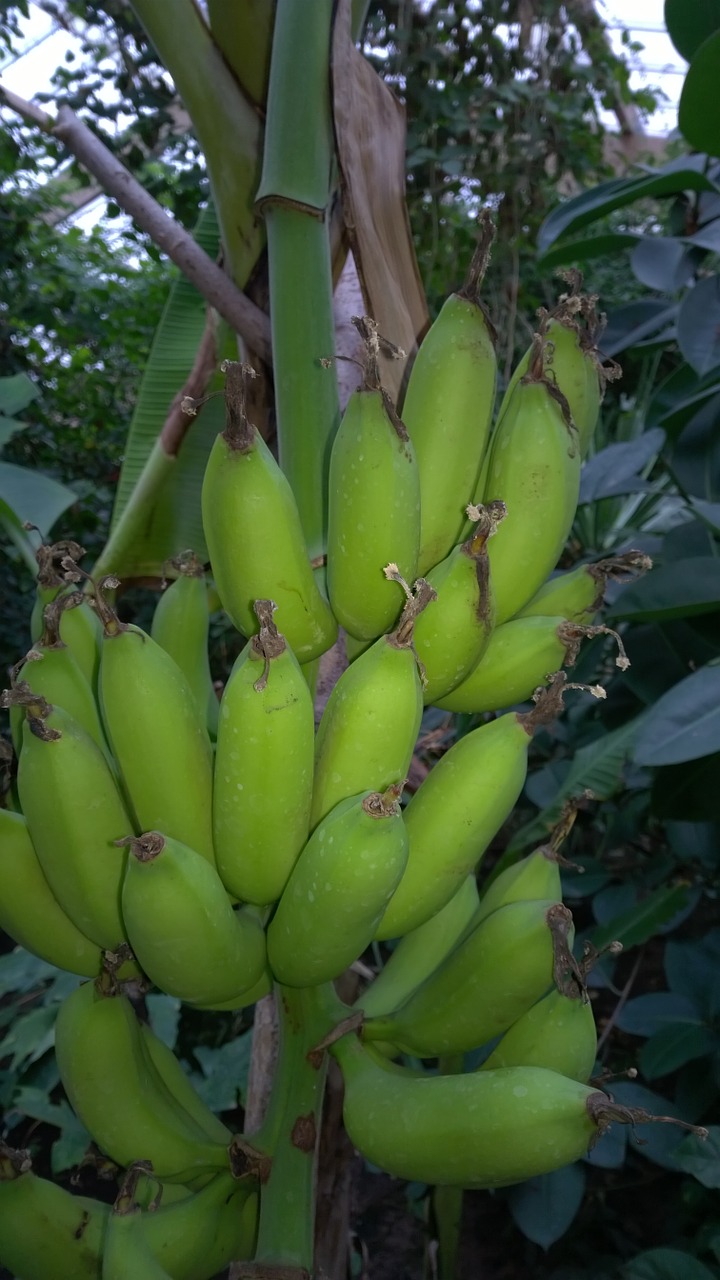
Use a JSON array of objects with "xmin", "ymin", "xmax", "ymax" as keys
[
  {"xmin": 31, "ymin": 540, "xmax": 102, "ymax": 687},
  {"xmin": 267, "ymin": 786, "xmax": 409, "ymax": 987},
  {"xmin": 11, "ymin": 594, "xmax": 110, "ymax": 761},
  {"xmin": 0, "ymin": 808, "xmax": 102, "ymax": 977},
  {"xmin": 515, "ymin": 550, "xmax": 653, "ymax": 623},
  {"xmin": 481, "ymin": 985, "xmax": 598, "ymax": 1084},
  {"xmin": 310, "ymin": 579, "xmax": 435, "ymax": 828},
  {"xmin": 150, "ymin": 552, "xmax": 219, "ymax": 738},
  {"xmin": 474, "ymin": 800, "xmax": 582, "ymax": 925},
  {"xmin": 327, "ymin": 317, "xmax": 420, "ymax": 640},
  {"xmin": 332, "ymin": 1034, "xmax": 632, "ymax": 1189},
  {"xmin": 201, "ymin": 361, "xmax": 337, "ymax": 661},
  {"xmin": 365, "ymin": 900, "xmax": 575, "ymax": 1057},
  {"xmin": 190, "ymin": 967, "xmax": 272, "ymax": 1012},
  {"xmin": 103, "ymin": 1188, "xmax": 173, "ymax": 1280},
  {"xmin": 358, "ymin": 873, "xmax": 480, "ymax": 1020},
  {"xmin": 433, "ymin": 615, "xmax": 594, "ymax": 713},
  {"xmin": 413, "ymin": 503, "xmax": 503, "ymax": 706},
  {"xmin": 54, "ymin": 980, "xmax": 232, "ymax": 1182},
  {"xmin": 483, "ymin": 334, "xmax": 582, "ymax": 623},
  {"xmin": 214, "ymin": 601, "xmax": 315, "ymax": 906},
  {"xmin": 11, "ymin": 697, "xmax": 131, "ymax": 950},
  {"xmin": 122, "ymin": 832, "xmax": 267, "ymax": 1005},
  {"xmin": 95, "ymin": 587, "xmax": 215, "ymax": 865},
  {"xmin": 401, "ymin": 218, "xmax": 498, "ymax": 574},
  {"xmin": 138, "ymin": 1023, "xmax": 232, "ymax": 1146}
]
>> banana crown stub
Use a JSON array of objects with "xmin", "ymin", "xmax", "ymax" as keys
[
  {"xmin": 0, "ymin": 1140, "xmax": 32, "ymax": 1181},
  {"xmin": 34, "ymin": 538, "xmax": 86, "ymax": 590},
  {"xmin": 220, "ymin": 360, "xmax": 257, "ymax": 454},
  {"xmin": 0, "ymin": 683, "xmax": 60, "ymax": 741},
  {"xmin": 249, "ymin": 599, "xmax": 287, "ymax": 690},
  {"xmin": 517, "ymin": 670, "xmax": 606, "ymax": 737},
  {"xmin": 38, "ymin": 590, "xmax": 86, "ymax": 650},
  {"xmin": 362, "ymin": 781, "xmax": 406, "ymax": 819}
]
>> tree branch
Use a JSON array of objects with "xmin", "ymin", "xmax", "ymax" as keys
[{"xmin": 0, "ymin": 84, "xmax": 272, "ymax": 364}]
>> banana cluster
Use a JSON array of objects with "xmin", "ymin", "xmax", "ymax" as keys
[{"xmin": 0, "ymin": 243, "xmax": 657, "ymax": 1275}]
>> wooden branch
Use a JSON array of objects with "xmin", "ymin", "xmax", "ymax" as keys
[
  {"xmin": 160, "ymin": 305, "xmax": 218, "ymax": 456},
  {"xmin": 0, "ymin": 83, "xmax": 272, "ymax": 364}
]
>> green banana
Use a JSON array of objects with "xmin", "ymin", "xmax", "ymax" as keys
[
  {"xmin": 201, "ymin": 361, "xmax": 337, "ymax": 661},
  {"xmin": 214, "ymin": 601, "xmax": 315, "ymax": 906},
  {"xmin": 11, "ymin": 594, "xmax": 110, "ymax": 761},
  {"xmin": 190, "ymin": 967, "xmax": 272, "ymax": 1012},
  {"xmin": 95, "ymin": 586, "xmax": 215, "ymax": 866},
  {"xmin": 138, "ymin": 1023, "xmax": 232, "ymax": 1146},
  {"xmin": 0, "ymin": 1143, "xmax": 108, "ymax": 1280},
  {"xmin": 10, "ymin": 696, "xmax": 132, "ymax": 950},
  {"xmin": 121, "ymin": 832, "xmax": 267, "ymax": 1005},
  {"xmin": 482, "ymin": 333, "xmax": 582, "ymax": 624},
  {"xmin": 358, "ymin": 873, "xmax": 480, "ymax": 1020},
  {"xmin": 103, "ymin": 1187, "xmax": 173, "ymax": 1280},
  {"xmin": 267, "ymin": 786, "xmax": 409, "ymax": 987},
  {"xmin": 474, "ymin": 800, "xmax": 581, "ymax": 924},
  {"xmin": 150, "ymin": 552, "xmax": 219, "ymax": 737},
  {"xmin": 433, "ymin": 615, "xmax": 608, "ymax": 713},
  {"xmin": 413, "ymin": 502, "xmax": 503, "ymax": 706},
  {"xmin": 31, "ymin": 540, "xmax": 102, "ymax": 687},
  {"xmin": 365, "ymin": 899, "xmax": 576, "ymax": 1057},
  {"xmin": 515, "ymin": 550, "xmax": 653, "ymax": 623},
  {"xmin": 332, "ymin": 1034, "xmax": 643, "ymax": 1189},
  {"xmin": 401, "ymin": 217, "xmax": 498, "ymax": 574},
  {"xmin": 0, "ymin": 1152, "xmax": 257, "ymax": 1280},
  {"xmin": 54, "ymin": 979, "xmax": 232, "ymax": 1182},
  {"xmin": 310, "ymin": 578, "xmax": 435, "ymax": 829},
  {"xmin": 0, "ymin": 808, "xmax": 102, "ymax": 977},
  {"xmin": 327, "ymin": 317, "xmax": 420, "ymax": 640},
  {"xmin": 480, "ymin": 985, "xmax": 598, "ymax": 1084}
]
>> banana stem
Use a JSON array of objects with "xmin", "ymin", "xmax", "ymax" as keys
[
  {"xmin": 257, "ymin": 0, "xmax": 340, "ymax": 560},
  {"xmin": 251, "ymin": 985, "xmax": 339, "ymax": 1271},
  {"xmin": 432, "ymin": 1054, "xmax": 465, "ymax": 1280}
]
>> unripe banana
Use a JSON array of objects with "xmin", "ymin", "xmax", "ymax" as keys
[
  {"xmin": 515, "ymin": 550, "xmax": 653, "ymax": 623},
  {"xmin": 10, "ymin": 696, "xmax": 131, "ymax": 949},
  {"xmin": 95, "ymin": 587, "xmax": 215, "ymax": 865},
  {"xmin": 31, "ymin": 540, "xmax": 102, "ymax": 687},
  {"xmin": 332, "ymin": 1034, "xmax": 632, "ymax": 1189},
  {"xmin": 401, "ymin": 218, "xmax": 498, "ymax": 574},
  {"xmin": 0, "ymin": 1151, "xmax": 257, "ymax": 1280},
  {"xmin": 481, "ymin": 986, "xmax": 598, "ymax": 1084},
  {"xmin": 54, "ymin": 979, "xmax": 232, "ymax": 1182},
  {"xmin": 358, "ymin": 873, "xmax": 480, "ymax": 1019},
  {"xmin": 11, "ymin": 594, "xmax": 110, "ymax": 761},
  {"xmin": 121, "ymin": 832, "xmax": 267, "ymax": 1005},
  {"xmin": 103, "ymin": 1191, "xmax": 173, "ymax": 1280},
  {"xmin": 138, "ymin": 1023, "xmax": 232, "ymax": 1146},
  {"xmin": 201, "ymin": 361, "xmax": 337, "ymax": 661},
  {"xmin": 483, "ymin": 334, "xmax": 582, "ymax": 624},
  {"xmin": 214, "ymin": 601, "xmax": 315, "ymax": 906},
  {"xmin": 474, "ymin": 800, "xmax": 582, "ymax": 925},
  {"xmin": 268, "ymin": 786, "xmax": 409, "ymax": 986},
  {"xmin": 150, "ymin": 552, "xmax": 218, "ymax": 736},
  {"xmin": 310, "ymin": 578, "xmax": 435, "ymax": 829},
  {"xmin": 0, "ymin": 1143, "xmax": 108, "ymax": 1280},
  {"xmin": 190, "ymin": 966, "xmax": 272, "ymax": 1012},
  {"xmin": 365, "ymin": 900, "xmax": 575, "ymax": 1057},
  {"xmin": 327, "ymin": 318, "xmax": 420, "ymax": 640},
  {"xmin": 0, "ymin": 808, "xmax": 102, "ymax": 977},
  {"xmin": 413, "ymin": 503, "xmax": 503, "ymax": 706},
  {"xmin": 434, "ymin": 615, "xmax": 607, "ymax": 713}
]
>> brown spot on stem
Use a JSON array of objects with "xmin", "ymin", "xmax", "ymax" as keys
[{"xmin": 291, "ymin": 1113, "xmax": 317, "ymax": 1154}]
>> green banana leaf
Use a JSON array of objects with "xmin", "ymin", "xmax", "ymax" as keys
[{"xmin": 107, "ymin": 203, "xmax": 232, "ymax": 579}]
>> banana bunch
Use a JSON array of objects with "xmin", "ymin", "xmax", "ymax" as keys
[{"xmin": 0, "ymin": 241, "xmax": 660, "ymax": 1263}]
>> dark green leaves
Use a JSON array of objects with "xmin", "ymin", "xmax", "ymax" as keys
[
  {"xmin": 678, "ymin": 276, "xmax": 720, "ymax": 375},
  {"xmin": 666, "ymin": 0, "xmax": 720, "ymax": 61},
  {"xmin": 679, "ymin": 32, "xmax": 720, "ymax": 155},
  {"xmin": 634, "ymin": 665, "xmax": 720, "ymax": 766},
  {"xmin": 608, "ymin": 559, "xmax": 720, "ymax": 622},
  {"xmin": 507, "ymin": 1163, "xmax": 585, "ymax": 1249}
]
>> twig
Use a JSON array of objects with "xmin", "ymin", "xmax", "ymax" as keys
[
  {"xmin": 0, "ymin": 84, "xmax": 272, "ymax": 364},
  {"xmin": 597, "ymin": 947, "xmax": 644, "ymax": 1058}
]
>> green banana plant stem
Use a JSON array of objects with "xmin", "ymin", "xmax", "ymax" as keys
[
  {"xmin": 92, "ymin": 439, "xmax": 174, "ymax": 583},
  {"xmin": 251, "ymin": 984, "xmax": 342, "ymax": 1270},
  {"xmin": 431, "ymin": 1054, "xmax": 466, "ymax": 1280},
  {"xmin": 256, "ymin": 0, "xmax": 340, "ymax": 560}
]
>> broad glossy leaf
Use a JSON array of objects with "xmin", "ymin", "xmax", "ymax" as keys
[
  {"xmin": 590, "ymin": 883, "xmax": 691, "ymax": 952},
  {"xmin": 578, "ymin": 429, "xmax": 664, "ymax": 504},
  {"xmin": 615, "ymin": 991, "xmax": 699, "ymax": 1036},
  {"xmin": 539, "ymin": 232, "xmax": 641, "ymax": 271},
  {"xmin": 668, "ymin": 392, "xmax": 720, "ymax": 501},
  {"xmin": 537, "ymin": 157, "xmax": 718, "ymax": 255},
  {"xmin": 676, "ymin": 1126, "xmax": 720, "ymax": 1187},
  {"xmin": 608, "ymin": 559, "xmax": 720, "ymax": 622},
  {"xmin": 0, "ymin": 414, "xmax": 28, "ymax": 448},
  {"xmin": 624, "ymin": 1249, "xmax": 715, "ymax": 1280},
  {"xmin": 634, "ymin": 665, "xmax": 720, "ymax": 766},
  {"xmin": 639, "ymin": 1022, "xmax": 717, "ymax": 1079},
  {"xmin": 0, "ymin": 460, "xmax": 78, "ymax": 536},
  {"xmin": 509, "ymin": 717, "xmax": 647, "ymax": 852},
  {"xmin": 666, "ymin": 0, "xmax": 720, "ymax": 61},
  {"xmin": 678, "ymin": 275, "xmax": 720, "ymax": 375},
  {"xmin": 602, "ymin": 301, "xmax": 677, "ymax": 359},
  {"xmin": 665, "ymin": 929, "xmax": 720, "ymax": 1019},
  {"xmin": 631, "ymin": 238, "xmax": 695, "ymax": 293},
  {"xmin": 0, "ymin": 371, "xmax": 38, "ymax": 415},
  {"xmin": 679, "ymin": 31, "xmax": 720, "ymax": 156},
  {"xmin": 507, "ymin": 1163, "xmax": 585, "ymax": 1250}
]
